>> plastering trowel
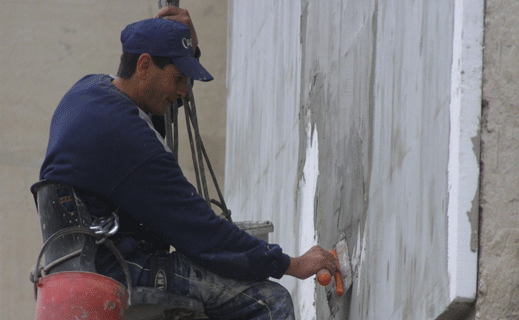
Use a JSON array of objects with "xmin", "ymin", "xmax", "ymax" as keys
[{"xmin": 317, "ymin": 239, "xmax": 353, "ymax": 297}]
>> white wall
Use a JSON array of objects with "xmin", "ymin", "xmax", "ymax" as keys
[
  {"xmin": 225, "ymin": 0, "xmax": 305, "ymax": 316},
  {"xmin": 226, "ymin": 0, "xmax": 482, "ymax": 319}
]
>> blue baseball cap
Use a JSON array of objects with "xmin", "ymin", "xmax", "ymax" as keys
[{"xmin": 121, "ymin": 18, "xmax": 213, "ymax": 81}]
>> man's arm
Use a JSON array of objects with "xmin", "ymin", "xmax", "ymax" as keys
[
  {"xmin": 111, "ymin": 150, "xmax": 291, "ymax": 281},
  {"xmin": 151, "ymin": 6, "xmax": 337, "ymax": 282}
]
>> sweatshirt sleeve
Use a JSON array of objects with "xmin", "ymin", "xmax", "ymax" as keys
[{"xmin": 109, "ymin": 151, "xmax": 291, "ymax": 280}]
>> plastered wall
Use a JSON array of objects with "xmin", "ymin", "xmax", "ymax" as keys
[
  {"xmin": 0, "ymin": 1, "xmax": 227, "ymax": 318},
  {"xmin": 226, "ymin": 1, "xmax": 481, "ymax": 319}
]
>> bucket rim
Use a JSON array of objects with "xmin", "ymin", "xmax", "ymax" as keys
[{"xmin": 38, "ymin": 271, "xmax": 126, "ymax": 286}]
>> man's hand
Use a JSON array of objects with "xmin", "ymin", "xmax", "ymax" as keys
[
  {"xmin": 155, "ymin": 6, "xmax": 198, "ymax": 54},
  {"xmin": 285, "ymin": 245, "xmax": 338, "ymax": 280}
]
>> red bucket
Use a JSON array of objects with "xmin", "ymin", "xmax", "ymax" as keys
[{"xmin": 35, "ymin": 272, "xmax": 129, "ymax": 320}]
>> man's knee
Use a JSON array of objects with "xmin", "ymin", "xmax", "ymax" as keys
[
  {"xmin": 269, "ymin": 281, "xmax": 292, "ymax": 303},
  {"xmin": 262, "ymin": 281, "xmax": 294, "ymax": 318}
]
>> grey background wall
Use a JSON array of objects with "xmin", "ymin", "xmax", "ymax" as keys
[
  {"xmin": 0, "ymin": 1, "xmax": 227, "ymax": 318},
  {"xmin": 226, "ymin": 0, "xmax": 482, "ymax": 319}
]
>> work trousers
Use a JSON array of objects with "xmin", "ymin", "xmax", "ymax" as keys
[{"xmin": 97, "ymin": 238, "xmax": 296, "ymax": 320}]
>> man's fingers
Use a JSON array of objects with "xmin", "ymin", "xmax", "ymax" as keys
[
  {"xmin": 154, "ymin": 6, "xmax": 198, "ymax": 53},
  {"xmin": 287, "ymin": 246, "xmax": 341, "ymax": 280},
  {"xmin": 155, "ymin": 6, "xmax": 192, "ymax": 26},
  {"xmin": 308, "ymin": 245, "xmax": 338, "ymax": 274},
  {"xmin": 155, "ymin": 6, "xmax": 187, "ymax": 19},
  {"xmin": 322, "ymin": 248, "xmax": 338, "ymax": 274}
]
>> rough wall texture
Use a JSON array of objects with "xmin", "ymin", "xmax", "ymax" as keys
[
  {"xmin": 477, "ymin": 0, "xmax": 519, "ymax": 318},
  {"xmin": 0, "ymin": 1, "xmax": 227, "ymax": 318},
  {"xmin": 227, "ymin": 1, "xmax": 482, "ymax": 319}
]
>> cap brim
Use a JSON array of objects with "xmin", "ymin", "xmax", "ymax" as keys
[{"xmin": 171, "ymin": 56, "xmax": 214, "ymax": 82}]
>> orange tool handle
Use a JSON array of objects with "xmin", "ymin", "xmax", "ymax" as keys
[
  {"xmin": 317, "ymin": 269, "xmax": 332, "ymax": 286},
  {"xmin": 330, "ymin": 249, "xmax": 344, "ymax": 297}
]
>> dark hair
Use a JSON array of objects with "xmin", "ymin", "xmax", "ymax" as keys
[{"xmin": 116, "ymin": 52, "xmax": 174, "ymax": 79}]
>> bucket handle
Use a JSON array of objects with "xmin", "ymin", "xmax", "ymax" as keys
[{"xmin": 32, "ymin": 226, "xmax": 133, "ymax": 304}]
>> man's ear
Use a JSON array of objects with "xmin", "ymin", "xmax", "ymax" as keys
[{"xmin": 135, "ymin": 53, "xmax": 153, "ymax": 80}]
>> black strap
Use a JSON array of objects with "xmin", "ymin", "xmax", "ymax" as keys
[{"xmin": 149, "ymin": 253, "xmax": 175, "ymax": 292}]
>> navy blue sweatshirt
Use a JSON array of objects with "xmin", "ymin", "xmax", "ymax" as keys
[{"xmin": 40, "ymin": 74, "xmax": 290, "ymax": 280}]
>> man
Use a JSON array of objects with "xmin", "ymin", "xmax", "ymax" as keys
[{"xmin": 39, "ymin": 6, "xmax": 337, "ymax": 319}]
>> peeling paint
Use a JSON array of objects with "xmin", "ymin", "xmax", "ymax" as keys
[
  {"xmin": 352, "ymin": 221, "xmax": 368, "ymax": 297},
  {"xmin": 469, "ymin": 135, "xmax": 480, "ymax": 253},
  {"xmin": 104, "ymin": 300, "xmax": 116, "ymax": 311}
]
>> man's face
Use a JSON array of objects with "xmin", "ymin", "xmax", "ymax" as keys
[{"xmin": 140, "ymin": 62, "xmax": 188, "ymax": 116}]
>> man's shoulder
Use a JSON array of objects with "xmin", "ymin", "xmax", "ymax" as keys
[
  {"xmin": 51, "ymin": 73, "xmax": 149, "ymax": 147},
  {"xmin": 57, "ymin": 74, "xmax": 136, "ymax": 120},
  {"xmin": 68, "ymin": 74, "xmax": 110, "ymax": 92},
  {"xmin": 65, "ymin": 74, "xmax": 122, "ymax": 101},
  {"xmin": 42, "ymin": 75, "xmax": 167, "ymax": 193}
]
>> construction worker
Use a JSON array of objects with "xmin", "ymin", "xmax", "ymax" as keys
[{"xmin": 38, "ymin": 6, "xmax": 337, "ymax": 319}]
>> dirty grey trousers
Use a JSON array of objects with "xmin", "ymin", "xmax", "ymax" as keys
[
  {"xmin": 99, "ymin": 244, "xmax": 296, "ymax": 320},
  {"xmin": 156, "ymin": 253, "xmax": 295, "ymax": 319},
  {"xmin": 145, "ymin": 253, "xmax": 295, "ymax": 320}
]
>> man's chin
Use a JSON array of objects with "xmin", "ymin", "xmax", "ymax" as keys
[
  {"xmin": 158, "ymin": 105, "xmax": 169, "ymax": 116},
  {"xmin": 149, "ymin": 104, "xmax": 167, "ymax": 117}
]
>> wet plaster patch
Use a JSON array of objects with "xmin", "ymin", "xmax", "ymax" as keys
[{"xmin": 298, "ymin": 108, "xmax": 319, "ymax": 320}]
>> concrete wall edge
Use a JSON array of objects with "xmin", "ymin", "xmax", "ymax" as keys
[{"xmin": 445, "ymin": 0, "xmax": 483, "ymax": 311}]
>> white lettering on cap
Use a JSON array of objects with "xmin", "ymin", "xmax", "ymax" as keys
[{"xmin": 182, "ymin": 38, "xmax": 193, "ymax": 49}]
